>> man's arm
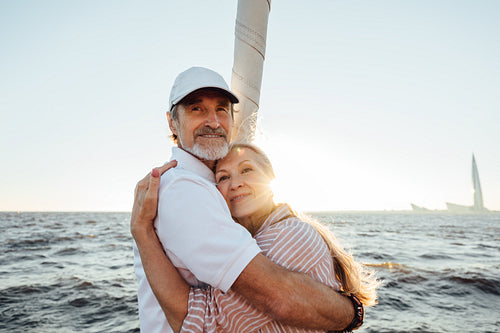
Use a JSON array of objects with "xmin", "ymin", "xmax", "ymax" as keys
[{"xmin": 233, "ymin": 253, "xmax": 354, "ymax": 331}]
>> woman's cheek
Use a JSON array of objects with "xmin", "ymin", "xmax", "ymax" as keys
[{"xmin": 217, "ymin": 184, "xmax": 229, "ymax": 201}]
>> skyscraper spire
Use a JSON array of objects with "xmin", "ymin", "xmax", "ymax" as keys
[{"xmin": 472, "ymin": 154, "xmax": 484, "ymax": 211}]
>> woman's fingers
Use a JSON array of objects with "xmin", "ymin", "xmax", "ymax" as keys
[
  {"xmin": 135, "ymin": 160, "xmax": 177, "ymax": 196},
  {"xmin": 153, "ymin": 160, "xmax": 178, "ymax": 178},
  {"xmin": 131, "ymin": 161, "xmax": 178, "ymax": 237},
  {"xmin": 146, "ymin": 160, "xmax": 178, "ymax": 209}
]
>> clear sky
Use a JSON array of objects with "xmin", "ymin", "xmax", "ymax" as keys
[{"xmin": 1, "ymin": 0, "xmax": 499, "ymax": 212}]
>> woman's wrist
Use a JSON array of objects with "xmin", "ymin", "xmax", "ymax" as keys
[{"xmin": 131, "ymin": 220, "xmax": 156, "ymax": 242}]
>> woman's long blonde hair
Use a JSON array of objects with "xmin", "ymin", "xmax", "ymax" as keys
[{"xmin": 226, "ymin": 142, "xmax": 379, "ymax": 307}]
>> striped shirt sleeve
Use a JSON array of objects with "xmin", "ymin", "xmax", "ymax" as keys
[{"xmin": 180, "ymin": 287, "xmax": 272, "ymax": 333}]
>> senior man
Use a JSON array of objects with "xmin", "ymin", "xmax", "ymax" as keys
[{"xmin": 133, "ymin": 67, "xmax": 359, "ymax": 332}]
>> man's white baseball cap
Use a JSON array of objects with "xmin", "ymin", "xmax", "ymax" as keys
[{"xmin": 168, "ymin": 67, "xmax": 239, "ymax": 111}]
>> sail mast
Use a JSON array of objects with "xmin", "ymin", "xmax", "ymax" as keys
[{"xmin": 231, "ymin": 0, "xmax": 271, "ymax": 142}]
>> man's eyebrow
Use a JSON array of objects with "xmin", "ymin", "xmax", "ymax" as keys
[
  {"xmin": 184, "ymin": 98, "xmax": 202, "ymax": 106},
  {"xmin": 216, "ymin": 99, "xmax": 231, "ymax": 106}
]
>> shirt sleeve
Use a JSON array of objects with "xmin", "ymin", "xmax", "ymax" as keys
[
  {"xmin": 156, "ymin": 175, "xmax": 261, "ymax": 292},
  {"xmin": 180, "ymin": 288, "xmax": 273, "ymax": 333}
]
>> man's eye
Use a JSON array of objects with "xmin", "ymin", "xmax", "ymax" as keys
[{"xmin": 217, "ymin": 107, "xmax": 228, "ymax": 112}]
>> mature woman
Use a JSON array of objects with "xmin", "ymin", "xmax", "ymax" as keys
[{"xmin": 132, "ymin": 143, "xmax": 378, "ymax": 332}]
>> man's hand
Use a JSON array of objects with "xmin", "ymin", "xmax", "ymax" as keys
[{"xmin": 130, "ymin": 160, "xmax": 177, "ymax": 238}]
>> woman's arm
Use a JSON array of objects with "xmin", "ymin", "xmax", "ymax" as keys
[
  {"xmin": 131, "ymin": 161, "xmax": 190, "ymax": 333},
  {"xmin": 133, "ymin": 225, "xmax": 189, "ymax": 332}
]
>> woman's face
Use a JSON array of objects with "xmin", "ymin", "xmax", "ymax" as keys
[{"xmin": 215, "ymin": 147, "xmax": 274, "ymax": 222}]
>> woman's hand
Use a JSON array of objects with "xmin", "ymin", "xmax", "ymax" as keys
[{"xmin": 130, "ymin": 160, "xmax": 177, "ymax": 238}]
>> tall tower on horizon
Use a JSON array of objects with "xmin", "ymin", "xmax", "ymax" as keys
[
  {"xmin": 443, "ymin": 154, "xmax": 488, "ymax": 212},
  {"xmin": 472, "ymin": 154, "xmax": 484, "ymax": 211}
]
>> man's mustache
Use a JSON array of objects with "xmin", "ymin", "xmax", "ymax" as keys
[{"xmin": 194, "ymin": 127, "xmax": 227, "ymax": 139}]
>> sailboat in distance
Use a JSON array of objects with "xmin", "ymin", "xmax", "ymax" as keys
[{"xmin": 446, "ymin": 154, "xmax": 488, "ymax": 212}]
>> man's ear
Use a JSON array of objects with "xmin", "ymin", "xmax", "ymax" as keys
[{"xmin": 167, "ymin": 112, "xmax": 178, "ymax": 136}]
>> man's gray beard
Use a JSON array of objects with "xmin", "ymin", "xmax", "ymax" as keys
[{"xmin": 184, "ymin": 139, "xmax": 229, "ymax": 160}]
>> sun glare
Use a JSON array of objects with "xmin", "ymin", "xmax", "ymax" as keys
[
  {"xmin": 252, "ymin": 125, "xmax": 383, "ymax": 212},
  {"xmin": 269, "ymin": 177, "xmax": 290, "ymax": 206},
  {"xmin": 253, "ymin": 129, "xmax": 317, "ymax": 211}
]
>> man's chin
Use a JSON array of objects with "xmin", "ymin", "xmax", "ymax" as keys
[{"xmin": 188, "ymin": 142, "xmax": 229, "ymax": 161}]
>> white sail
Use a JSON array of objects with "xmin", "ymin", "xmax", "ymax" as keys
[
  {"xmin": 231, "ymin": 0, "xmax": 271, "ymax": 142},
  {"xmin": 472, "ymin": 154, "xmax": 484, "ymax": 211}
]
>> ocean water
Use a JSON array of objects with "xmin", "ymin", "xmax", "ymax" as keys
[{"xmin": 1, "ymin": 211, "xmax": 499, "ymax": 333}]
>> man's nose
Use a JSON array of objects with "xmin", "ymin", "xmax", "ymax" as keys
[{"xmin": 204, "ymin": 110, "xmax": 220, "ymax": 128}]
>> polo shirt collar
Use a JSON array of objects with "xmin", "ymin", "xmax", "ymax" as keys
[{"xmin": 171, "ymin": 147, "xmax": 216, "ymax": 183}]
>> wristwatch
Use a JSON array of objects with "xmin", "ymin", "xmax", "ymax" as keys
[{"xmin": 337, "ymin": 291, "xmax": 364, "ymax": 332}]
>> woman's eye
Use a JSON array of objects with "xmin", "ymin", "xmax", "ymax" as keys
[
  {"xmin": 242, "ymin": 167, "xmax": 253, "ymax": 174},
  {"xmin": 217, "ymin": 175, "xmax": 229, "ymax": 183}
]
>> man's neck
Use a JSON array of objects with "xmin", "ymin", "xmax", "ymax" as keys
[
  {"xmin": 179, "ymin": 147, "xmax": 216, "ymax": 170},
  {"xmin": 200, "ymin": 158, "xmax": 216, "ymax": 171}
]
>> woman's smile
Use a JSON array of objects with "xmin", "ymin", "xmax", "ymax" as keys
[{"xmin": 230, "ymin": 193, "xmax": 252, "ymax": 203}]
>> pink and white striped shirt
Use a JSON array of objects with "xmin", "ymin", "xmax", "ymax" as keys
[{"xmin": 180, "ymin": 204, "xmax": 341, "ymax": 333}]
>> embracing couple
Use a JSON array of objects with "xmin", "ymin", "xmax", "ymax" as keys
[{"xmin": 131, "ymin": 67, "xmax": 378, "ymax": 333}]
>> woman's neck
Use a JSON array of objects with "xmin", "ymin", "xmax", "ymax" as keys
[{"xmin": 237, "ymin": 202, "xmax": 277, "ymax": 236}]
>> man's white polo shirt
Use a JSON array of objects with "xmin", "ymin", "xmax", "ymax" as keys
[{"xmin": 133, "ymin": 147, "xmax": 261, "ymax": 333}]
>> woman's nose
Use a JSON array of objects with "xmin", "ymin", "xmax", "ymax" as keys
[{"xmin": 230, "ymin": 175, "xmax": 244, "ymax": 190}]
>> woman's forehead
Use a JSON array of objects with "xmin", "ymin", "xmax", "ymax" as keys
[{"xmin": 217, "ymin": 148, "xmax": 255, "ymax": 168}]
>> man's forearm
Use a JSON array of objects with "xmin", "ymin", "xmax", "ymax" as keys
[
  {"xmin": 273, "ymin": 268, "xmax": 353, "ymax": 330},
  {"xmin": 232, "ymin": 254, "xmax": 353, "ymax": 331}
]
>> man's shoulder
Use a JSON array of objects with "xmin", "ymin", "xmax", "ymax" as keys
[
  {"xmin": 158, "ymin": 166, "xmax": 223, "ymax": 210},
  {"xmin": 160, "ymin": 166, "xmax": 214, "ymax": 189}
]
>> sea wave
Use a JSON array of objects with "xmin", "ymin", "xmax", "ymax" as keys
[{"xmin": 2, "ymin": 211, "xmax": 499, "ymax": 332}]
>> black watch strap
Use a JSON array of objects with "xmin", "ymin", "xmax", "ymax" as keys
[{"xmin": 337, "ymin": 291, "xmax": 364, "ymax": 332}]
